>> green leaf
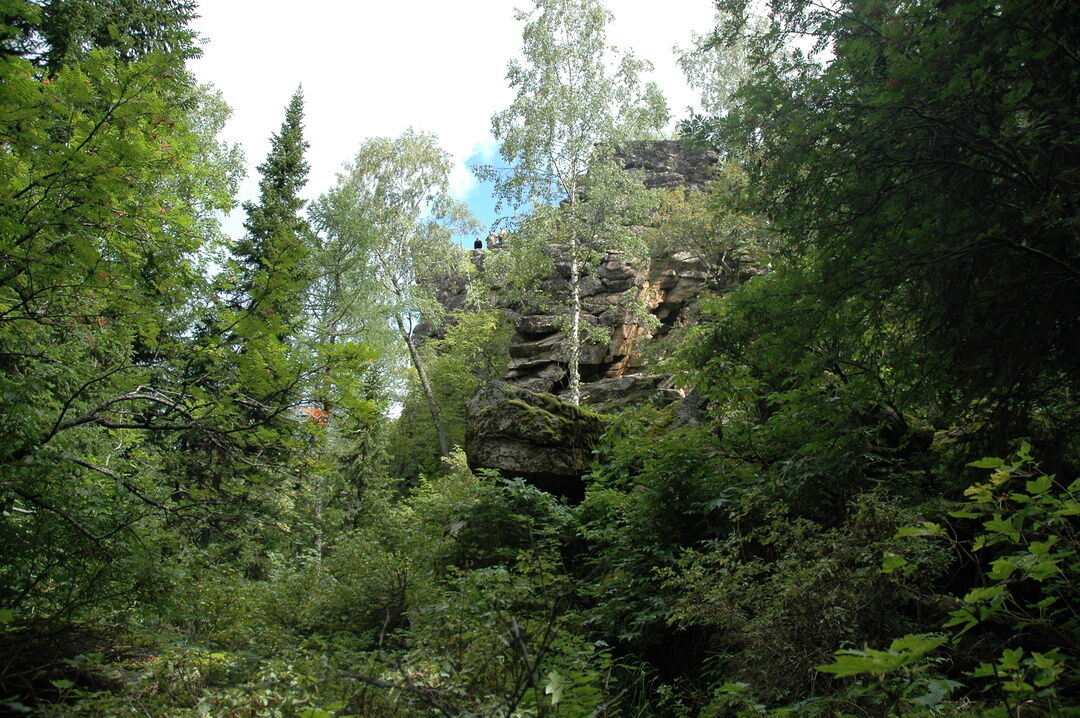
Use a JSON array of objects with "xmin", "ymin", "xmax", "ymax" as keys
[
  {"xmin": 982, "ymin": 515, "xmax": 1020, "ymax": 540},
  {"xmin": 881, "ymin": 552, "xmax": 908, "ymax": 573},
  {"xmin": 816, "ymin": 634, "xmax": 945, "ymax": 677},
  {"xmin": 969, "ymin": 457, "xmax": 1005, "ymax": 469},
  {"xmin": 1053, "ymin": 500, "xmax": 1080, "ymax": 517},
  {"xmin": 1028, "ymin": 536, "xmax": 1058, "ymax": 555},
  {"xmin": 988, "ymin": 558, "xmax": 1017, "ymax": 580},
  {"xmin": 1032, "ymin": 596, "xmax": 1058, "ymax": 610},
  {"xmin": 897, "ymin": 522, "xmax": 944, "ymax": 538},
  {"xmin": 911, "ymin": 679, "xmax": 961, "ymax": 706},
  {"xmin": 1025, "ymin": 475, "xmax": 1052, "ymax": 495},
  {"xmin": 999, "ymin": 647, "xmax": 1024, "ymax": 671}
]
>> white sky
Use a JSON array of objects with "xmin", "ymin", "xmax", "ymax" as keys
[{"xmin": 188, "ymin": 0, "xmax": 718, "ymax": 240}]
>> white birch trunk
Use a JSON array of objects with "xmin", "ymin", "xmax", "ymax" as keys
[
  {"xmin": 568, "ymin": 232, "xmax": 581, "ymax": 406},
  {"xmin": 397, "ymin": 315, "xmax": 450, "ymax": 457}
]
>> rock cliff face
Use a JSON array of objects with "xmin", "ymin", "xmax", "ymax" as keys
[
  {"xmin": 616, "ymin": 140, "xmax": 719, "ymax": 191},
  {"xmin": 503, "ymin": 245, "xmax": 713, "ymax": 402},
  {"xmin": 454, "ymin": 141, "xmax": 721, "ymax": 490},
  {"xmin": 502, "ymin": 142, "xmax": 719, "ymax": 405}
]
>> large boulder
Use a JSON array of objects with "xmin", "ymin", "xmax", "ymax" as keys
[
  {"xmin": 465, "ymin": 382, "xmax": 607, "ymax": 500},
  {"xmin": 576, "ymin": 375, "xmax": 682, "ymax": 412}
]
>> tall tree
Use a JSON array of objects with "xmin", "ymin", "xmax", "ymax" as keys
[
  {"xmin": 315, "ymin": 130, "xmax": 477, "ymax": 453},
  {"xmin": 675, "ymin": 9, "xmax": 756, "ymax": 119},
  {"xmin": 700, "ymin": 0, "xmax": 1080, "ymax": 444},
  {"xmin": 229, "ymin": 88, "xmax": 311, "ymax": 342},
  {"xmin": 218, "ymin": 88, "xmax": 313, "ymax": 454},
  {"xmin": 0, "ymin": 2, "xmax": 242, "ymax": 620},
  {"xmin": 36, "ymin": 0, "xmax": 200, "ymax": 70},
  {"xmin": 144, "ymin": 92, "xmax": 317, "ymax": 568},
  {"xmin": 307, "ymin": 173, "xmax": 393, "ymax": 418},
  {"xmin": 318, "ymin": 130, "xmax": 479, "ymax": 458},
  {"xmin": 480, "ymin": 0, "xmax": 667, "ymax": 404},
  {"xmin": 674, "ymin": 7, "xmax": 763, "ymax": 146}
]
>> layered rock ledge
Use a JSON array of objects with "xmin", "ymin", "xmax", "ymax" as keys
[{"xmin": 465, "ymin": 382, "xmax": 607, "ymax": 501}]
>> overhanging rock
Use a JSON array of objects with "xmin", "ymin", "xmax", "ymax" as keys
[{"xmin": 465, "ymin": 382, "xmax": 607, "ymax": 501}]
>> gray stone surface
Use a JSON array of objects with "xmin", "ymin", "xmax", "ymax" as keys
[
  {"xmin": 456, "ymin": 141, "xmax": 737, "ymax": 496},
  {"xmin": 615, "ymin": 140, "xmax": 720, "ymax": 191},
  {"xmin": 576, "ymin": 375, "xmax": 682, "ymax": 412},
  {"xmin": 465, "ymin": 382, "xmax": 607, "ymax": 499}
]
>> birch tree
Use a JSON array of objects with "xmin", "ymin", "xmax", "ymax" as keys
[
  {"xmin": 320, "ymin": 130, "xmax": 479, "ymax": 458},
  {"xmin": 480, "ymin": 0, "xmax": 668, "ymax": 405}
]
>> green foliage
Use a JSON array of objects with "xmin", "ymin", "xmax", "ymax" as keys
[
  {"xmin": 674, "ymin": 7, "xmax": 757, "ymax": 122},
  {"xmin": 0, "ymin": 3, "xmax": 243, "ymax": 628},
  {"xmin": 700, "ymin": 0, "xmax": 1080, "ymax": 443},
  {"xmin": 4, "ymin": 0, "xmax": 1078, "ymax": 715},
  {"xmin": 390, "ymin": 309, "xmax": 511, "ymax": 480},
  {"xmin": 480, "ymin": 0, "xmax": 667, "ymax": 211},
  {"xmin": 321, "ymin": 129, "xmax": 477, "ymax": 333},
  {"xmin": 396, "ymin": 553, "xmax": 625, "ymax": 717},
  {"xmin": 217, "ymin": 89, "xmax": 313, "ymax": 457},
  {"xmin": 226, "ymin": 87, "xmax": 312, "ymax": 344},
  {"xmin": 802, "ymin": 448, "xmax": 1080, "ymax": 716},
  {"xmin": 679, "ymin": 260, "xmax": 940, "ymax": 520},
  {"xmin": 649, "ymin": 165, "xmax": 771, "ymax": 289},
  {"xmin": 664, "ymin": 491, "xmax": 943, "ymax": 706},
  {"xmin": 901, "ymin": 449, "xmax": 1078, "ymax": 708},
  {"xmin": 33, "ymin": 0, "xmax": 200, "ymax": 71},
  {"xmin": 578, "ymin": 409, "xmax": 734, "ymax": 647},
  {"xmin": 317, "ymin": 129, "xmax": 480, "ymax": 458},
  {"xmin": 478, "ymin": 0, "xmax": 668, "ymax": 404}
]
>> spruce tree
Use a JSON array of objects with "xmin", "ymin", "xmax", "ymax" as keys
[
  {"xmin": 37, "ymin": 0, "xmax": 201, "ymax": 70},
  {"xmin": 219, "ymin": 87, "xmax": 313, "ymax": 455},
  {"xmin": 230, "ymin": 87, "xmax": 312, "ymax": 346}
]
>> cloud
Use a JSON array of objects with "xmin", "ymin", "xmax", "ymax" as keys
[{"xmin": 189, "ymin": 0, "xmax": 715, "ymax": 241}]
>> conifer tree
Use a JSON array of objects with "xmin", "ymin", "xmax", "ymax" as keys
[
  {"xmin": 218, "ymin": 88, "xmax": 313, "ymax": 458},
  {"xmin": 36, "ymin": 0, "xmax": 200, "ymax": 70},
  {"xmin": 230, "ymin": 88, "xmax": 312, "ymax": 344}
]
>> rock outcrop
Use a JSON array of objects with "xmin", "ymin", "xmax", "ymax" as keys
[
  {"xmin": 615, "ymin": 140, "xmax": 719, "ymax": 191},
  {"xmin": 465, "ymin": 382, "xmax": 607, "ymax": 500},
  {"xmin": 458, "ymin": 141, "xmax": 723, "ymax": 489},
  {"xmin": 502, "ymin": 246, "xmax": 712, "ymax": 401},
  {"xmin": 500, "ymin": 140, "xmax": 720, "ymax": 401}
]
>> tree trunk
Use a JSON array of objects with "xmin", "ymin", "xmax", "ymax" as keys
[
  {"xmin": 396, "ymin": 315, "xmax": 450, "ymax": 457},
  {"xmin": 313, "ymin": 473, "xmax": 324, "ymax": 566},
  {"xmin": 568, "ymin": 232, "xmax": 581, "ymax": 406},
  {"xmin": 566, "ymin": 183, "xmax": 582, "ymax": 406}
]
